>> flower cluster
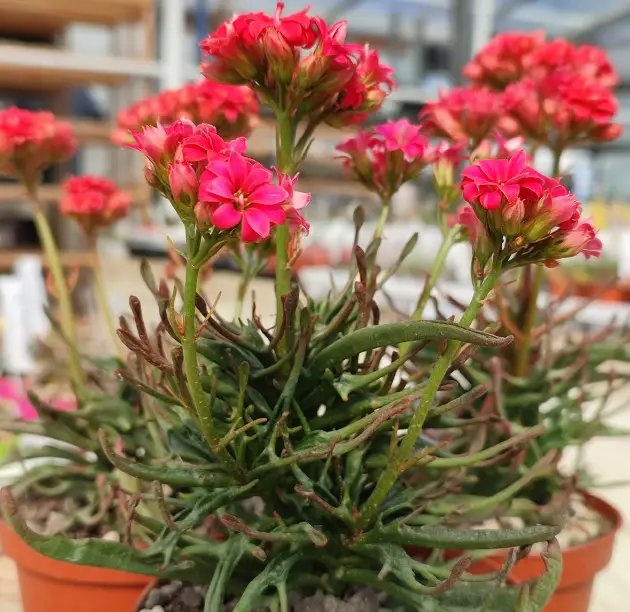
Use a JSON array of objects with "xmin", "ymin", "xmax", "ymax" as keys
[
  {"xmin": 131, "ymin": 119, "xmax": 309, "ymax": 242},
  {"xmin": 466, "ymin": 33, "xmax": 620, "ymax": 148},
  {"xmin": 458, "ymin": 150, "xmax": 601, "ymax": 267},
  {"xmin": 464, "ymin": 32, "xmax": 618, "ymax": 91},
  {"xmin": 113, "ymin": 79, "xmax": 259, "ymax": 144},
  {"xmin": 420, "ymin": 87, "xmax": 506, "ymax": 146},
  {"xmin": 200, "ymin": 2, "xmax": 395, "ymax": 126},
  {"xmin": 336, "ymin": 119, "xmax": 430, "ymax": 200},
  {"xmin": 463, "ymin": 31, "xmax": 545, "ymax": 89},
  {"xmin": 503, "ymin": 72, "xmax": 621, "ymax": 146},
  {"xmin": 0, "ymin": 107, "xmax": 77, "ymax": 183},
  {"xmin": 60, "ymin": 176, "xmax": 131, "ymax": 235}
]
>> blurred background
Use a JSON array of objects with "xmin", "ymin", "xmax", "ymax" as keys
[{"xmin": 1, "ymin": 1, "xmax": 630, "ymax": 610}]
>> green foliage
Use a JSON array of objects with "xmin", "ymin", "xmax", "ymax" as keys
[{"xmin": 1, "ymin": 245, "xmax": 564, "ymax": 612}]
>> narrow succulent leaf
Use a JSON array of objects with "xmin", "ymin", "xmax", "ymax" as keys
[
  {"xmin": 99, "ymin": 430, "xmax": 231, "ymax": 487},
  {"xmin": 516, "ymin": 539, "xmax": 562, "ymax": 612},
  {"xmin": 364, "ymin": 523, "xmax": 561, "ymax": 549},
  {"xmin": 308, "ymin": 321, "xmax": 511, "ymax": 373},
  {"xmin": 204, "ymin": 536, "xmax": 247, "ymax": 612},
  {"xmin": 74, "ymin": 398, "xmax": 137, "ymax": 432},
  {"xmin": 233, "ymin": 554, "xmax": 299, "ymax": 612}
]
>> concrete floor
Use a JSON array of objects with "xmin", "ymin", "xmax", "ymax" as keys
[{"xmin": 0, "ymin": 259, "xmax": 629, "ymax": 610}]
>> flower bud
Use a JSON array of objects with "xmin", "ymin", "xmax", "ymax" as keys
[{"xmin": 168, "ymin": 161, "xmax": 199, "ymax": 210}]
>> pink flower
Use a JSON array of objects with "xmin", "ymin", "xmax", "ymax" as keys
[
  {"xmin": 198, "ymin": 153, "xmax": 291, "ymax": 242},
  {"xmin": 546, "ymin": 220, "xmax": 602, "ymax": 264},
  {"xmin": 374, "ymin": 119, "xmax": 428, "ymax": 159},
  {"xmin": 0, "ymin": 107, "xmax": 77, "ymax": 182},
  {"xmin": 60, "ymin": 176, "xmax": 131, "ymax": 234},
  {"xmin": 336, "ymin": 121, "xmax": 429, "ymax": 199},
  {"xmin": 129, "ymin": 119, "xmax": 194, "ymax": 167},
  {"xmin": 420, "ymin": 87, "xmax": 504, "ymax": 145},
  {"xmin": 275, "ymin": 169, "xmax": 311, "ymax": 233},
  {"xmin": 181, "ymin": 123, "xmax": 246, "ymax": 167},
  {"xmin": 458, "ymin": 152, "xmax": 601, "ymax": 267},
  {"xmin": 463, "ymin": 31, "xmax": 545, "ymax": 90},
  {"xmin": 461, "ymin": 150, "xmax": 544, "ymax": 211},
  {"xmin": 452, "ymin": 204, "xmax": 493, "ymax": 264},
  {"xmin": 168, "ymin": 161, "xmax": 199, "ymax": 209}
]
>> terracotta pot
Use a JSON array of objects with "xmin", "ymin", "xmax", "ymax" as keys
[
  {"xmin": 0, "ymin": 520, "xmax": 152, "ymax": 612},
  {"xmin": 465, "ymin": 492, "xmax": 622, "ymax": 612}
]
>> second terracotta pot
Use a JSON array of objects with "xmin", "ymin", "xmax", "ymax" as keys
[
  {"xmin": 0, "ymin": 520, "xmax": 152, "ymax": 612},
  {"xmin": 466, "ymin": 493, "xmax": 622, "ymax": 612}
]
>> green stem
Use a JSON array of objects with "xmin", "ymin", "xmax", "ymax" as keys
[
  {"xmin": 373, "ymin": 201, "xmax": 391, "ymax": 243},
  {"xmin": 356, "ymin": 261, "xmax": 502, "ymax": 530},
  {"xmin": 513, "ymin": 265, "xmax": 543, "ymax": 377},
  {"xmin": 411, "ymin": 226, "xmax": 459, "ymax": 320},
  {"xmin": 183, "ymin": 225, "xmax": 218, "ymax": 451},
  {"xmin": 273, "ymin": 110, "xmax": 297, "ymax": 351},
  {"xmin": 399, "ymin": 225, "xmax": 459, "ymax": 356},
  {"xmin": 29, "ymin": 191, "xmax": 86, "ymax": 395},
  {"xmin": 90, "ymin": 237, "xmax": 123, "ymax": 360}
]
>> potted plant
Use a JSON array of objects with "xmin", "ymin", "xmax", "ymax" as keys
[
  {"xmin": 397, "ymin": 30, "xmax": 625, "ymax": 612},
  {"xmin": 0, "ymin": 4, "xmax": 613, "ymax": 610},
  {"xmin": 0, "ymin": 78, "xmax": 262, "ymax": 612}
]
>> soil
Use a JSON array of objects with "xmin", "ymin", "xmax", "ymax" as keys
[
  {"xmin": 137, "ymin": 583, "xmax": 401, "ymax": 612},
  {"xmin": 18, "ymin": 494, "xmax": 114, "ymax": 539}
]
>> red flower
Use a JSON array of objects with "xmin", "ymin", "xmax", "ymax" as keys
[
  {"xmin": 60, "ymin": 176, "xmax": 131, "ymax": 234},
  {"xmin": 504, "ymin": 72, "xmax": 621, "ymax": 146},
  {"xmin": 461, "ymin": 150, "xmax": 543, "ymax": 211},
  {"xmin": 201, "ymin": 4, "xmax": 394, "ymax": 126},
  {"xmin": 464, "ymin": 31, "xmax": 545, "ymax": 90},
  {"xmin": 336, "ymin": 120, "xmax": 429, "ymax": 200},
  {"xmin": 420, "ymin": 87, "xmax": 504, "ymax": 145},
  {"xmin": 526, "ymin": 39, "xmax": 618, "ymax": 88},
  {"xmin": 114, "ymin": 80, "xmax": 259, "ymax": 143},
  {"xmin": 275, "ymin": 169, "xmax": 311, "ymax": 233},
  {"xmin": 198, "ymin": 153, "xmax": 293, "ymax": 242},
  {"xmin": 0, "ymin": 107, "xmax": 76, "ymax": 182}
]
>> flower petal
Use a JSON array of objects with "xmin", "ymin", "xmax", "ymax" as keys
[
  {"xmin": 249, "ymin": 184, "xmax": 289, "ymax": 206},
  {"xmin": 480, "ymin": 190, "xmax": 502, "ymax": 210},
  {"xmin": 242, "ymin": 207, "xmax": 271, "ymax": 239},
  {"xmin": 211, "ymin": 203, "xmax": 242, "ymax": 229},
  {"xmin": 200, "ymin": 176, "xmax": 234, "ymax": 202}
]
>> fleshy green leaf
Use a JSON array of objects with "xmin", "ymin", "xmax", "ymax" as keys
[
  {"xmin": 364, "ymin": 523, "xmax": 561, "ymax": 550},
  {"xmin": 308, "ymin": 321, "xmax": 511, "ymax": 373},
  {"xmin": 232, "ymin": 553, "xmax": 299, "ymax": 612},
  {"xmin": 99, "ymin": 430, "xmax": 231, "ymax": 487}
]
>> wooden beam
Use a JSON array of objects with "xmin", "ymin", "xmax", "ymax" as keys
[{"xmin": 0, "ymin": 43, "xmax": 158, "ymax": 91}]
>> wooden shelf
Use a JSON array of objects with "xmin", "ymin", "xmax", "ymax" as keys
[
  {"xmin": 0, "ymin": 43, "xmax": 158, "ymax": 90},
  {"xmin": 0, "ymin": 184, "xmax": 150, "ymax": 206},
  {"xmin": 0, "ymin": 250, "xmax": 97, "ymax": 270},
  {"xmin": 0, "ymin": 0, "xmax": 151, "ymax": 36}
]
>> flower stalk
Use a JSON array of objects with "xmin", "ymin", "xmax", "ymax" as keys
[
  {"xmin": 28, "ymin": 186, "xmax": 86, "ymax": 395},
  {"xmin": 357, "ymin": 258, "xmax": 503, "ymax": 530}
]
